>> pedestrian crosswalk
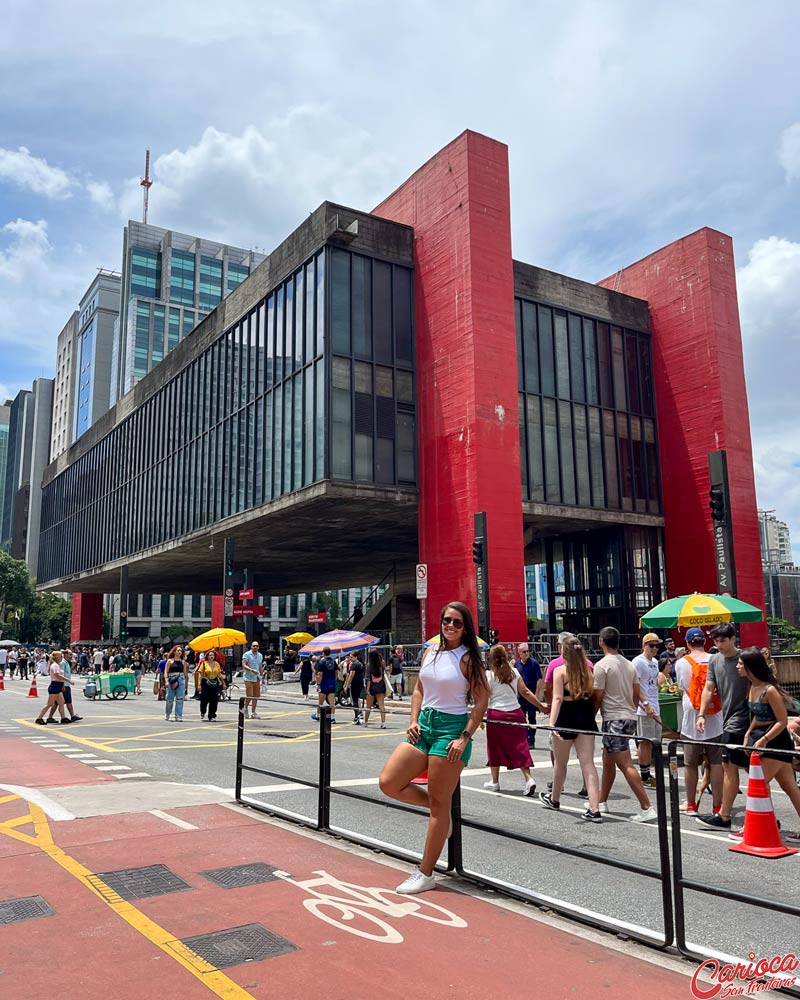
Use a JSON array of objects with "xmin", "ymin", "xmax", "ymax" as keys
[{"xmin": 2, "ymin": 727, "xmax": 154, "ymax": 781}]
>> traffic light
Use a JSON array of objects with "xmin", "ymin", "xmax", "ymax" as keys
[
  {"xmin": 709, "ymin": 486, "xmax": 726, "ymax": 524},
  {"xmin": 224, "ymin": 537, "xmax": 235, "ymax": 578},
  {"xmin": 119, "ymin": 609, "xmax": 128, "ymax": 639},
  {"xmin": 472, "ymin": 539, "xmax": 484, "ymax": 565}
]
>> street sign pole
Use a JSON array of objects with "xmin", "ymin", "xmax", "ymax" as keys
[
  {"xmin": 416, "ymin": 564, "xmax": 428, "ymax": 643},
  {"xmin": 473, "ymin": 512, "xmax": 491, "ymax": 641},
  {"xmin": 708, "ymin": 451, "xmax": 737, "ymax": 596}
]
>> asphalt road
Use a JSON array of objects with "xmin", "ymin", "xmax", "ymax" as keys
[{"xmin": 3, "ymin": 673, "xmax": 798, "ymax": 963}]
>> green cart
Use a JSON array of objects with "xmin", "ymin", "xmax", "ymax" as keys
[
  {"xmin": 87, "ymin": 672, "xmax": 136, "ymax": 700},
  {"xmin": 658, "ymin": 692, "xmax": 683, "ymax": 735}
]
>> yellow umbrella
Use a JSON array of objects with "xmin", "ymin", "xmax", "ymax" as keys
[
  {"xmin": 189, "ymin": 627, "xmax": 247, "ymax": 652},
  {"xmin": 284, "ymin": 631, "xmax": 314, "ymax": 646}
]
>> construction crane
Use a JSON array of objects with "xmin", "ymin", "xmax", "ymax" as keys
[{"xmin": 140, "ymin": 149, "xmax": 153, "ymax": 224}]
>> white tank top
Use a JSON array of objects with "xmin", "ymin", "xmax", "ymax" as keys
[{"xmin": 420, "ymin": 644, "xmax": 470, "ymax": 715}]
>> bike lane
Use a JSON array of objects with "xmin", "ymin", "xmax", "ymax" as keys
[{"xmin": 0, "ymin": 736, "xmax": 697, "ymax": 1000}]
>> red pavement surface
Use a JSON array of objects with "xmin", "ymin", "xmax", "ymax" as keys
[{"xmin": 0, "ymin": 736, "xmax": 697, "ymax": 1000}]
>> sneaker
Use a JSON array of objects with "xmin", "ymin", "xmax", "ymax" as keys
[
  {"xmin": 523, "ymin": 778, "xmax": 537, "ymax": 797},
  {"xmin": 687, "ymin": 803, "xmax": 699, "ymax": 815},
  {"xmin": 353, "ymin": 719, "xmax": 361, "ymax": 725},
  {"xmin": 396, "ymin": 870, "xmax": 436, "ymax": 895},
  {"xmin": 728, "ymin": 828, "xmax": 744, "ymax": 840},
  {"xmin": 70, "ymin": 716, "xmax": 83, "ymax": 722},
  {"xmin": 539, "ymin": 791, "xmax": 560, "ymax": 811},
  {"xmin": 251, "ymin": 713, "xmax": 261, "ymax": 720},
  {"xmin": 60, "ymin": 717, "xmax": 72, "ymax": 724},
  {"xmin": 784, "ymin": 830, "xmax": 800, "ymax": 844},
  {"xmin": 310, "ymin": 713, "xmax": 320, "ymax": 721},
  {"xmin": 597, "ymin": 801, "xmax": 609, "ymax": 814},
  {"xmin": 46, "ymin": 717, "xmax": 60, "ymax": 724},
  {"xmin": 34, "ymin": 718, "xmax": 46, "ymax": 725},
  {"xmin": 165, "ymin": 716, "xmax": 172, "ymax": 721},
  {"xmin": 643, "ymin": 776, "xmax": 659, "ymax": 788},
  {"xmin": 577, "ymin": 786, "xmax": 589, "ymax": 798},
  {"xmin": 380, "ymin": 723, "xmax": 387, "ymax": 729},
  {"xmin": 331, "ymin": 719, "xmax": 337, "ymax": 725},
  {"xmin": 483, "ymin": 781, "xmax": 500, "ymax": 791},
  {"xmin": 632, "ymin": 806, "xmax": 657, "ymax": 823},
  {"xmin": 696, "ymin": 813, "xmax": 731, "ymax": 830},
  {"xmin": 581, "ymin": 808, "xmax": 603, "ymax": 823}
]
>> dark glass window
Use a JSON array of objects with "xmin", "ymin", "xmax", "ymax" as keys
[
  {"xmin": 542, "ymin": 397, "xmax": 559, "ymax": 501},
  {"xmin": 538, "ymin": 306, "xmax": 555, "ymax": 396},
  {"xmin": 611, "ymin": 327, "xmax": 627, "ymax": 410},
  {"xmin": 568, "ymin": 314, "xmax": 585, "ymax": 403},
  {"xmin": 332, "ymin": 357, "xmax": 352, "ymax": 479},
  {"xmin": 554, "ymin": 311, "xmax": 570, "ymax": 400},
  {"xmin": 170, "ymin": 249, "xmax": 195, "ymax": 306},
  {"xmin": 352, "ymin": 255, "xmax": 371, "ymax": 359},
  {"xmin": 394, "ymin": 266, "xmax": 413, "ymax": 366},
  {"xmin": 331, "ymin": 249, "xmax": 351, "ymax": 354},
  {"xmin": 527, "ymin": 395, "xmax": 544, "ymax": 501},
  {"xmin": 130, "ymin": 248, "xmax": 161, "ymax": 299},
  {"xmin": 625, "ymin": 332, "xmax": 641, "ymax": 414},
  {"xmin": 373, "ymin": 260, "xmax": 392, "ymax": 364},
  {"xmin": 199, "ymin": 256, "xmax": 223, "ymax": 311}
]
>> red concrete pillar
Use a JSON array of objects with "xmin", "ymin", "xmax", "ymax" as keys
[
  {"xmin": 375, "ymin": 131, "xmax": 527, "ymax": 639},
  {"xmin": 598, "ymin": 229, "xmax": 766, "ymax": 645},
  {"xmin": 70, "ymin": 593, "xmax": 103, "ymax": 643},
  {"xmin": 211, "ymin": 595, "xmax": 225, "ymax": 629}
]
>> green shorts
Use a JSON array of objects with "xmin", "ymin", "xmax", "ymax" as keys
[{"xmin": 407, "ymin": 707, "xmax": 472, "ymax": 765}]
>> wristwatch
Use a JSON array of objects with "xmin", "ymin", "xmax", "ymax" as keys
[{"xmin": 460, "ymin": 730, "xmax": 472, "ymax": 741}]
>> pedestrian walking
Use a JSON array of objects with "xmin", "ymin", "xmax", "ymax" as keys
[
  {"xmin": 483, "ymin": 644, "xmax": 544, "ymax": 795},
  {"xmin": 594, "ymin": 626, "xmax": 657, "ymax": 821},
  {"xmin": 343, "ymin": 653, "xmax": 366, "ymax": 723},
  {"xmin": 632, "ymin": 633, "xmax": 664, "ymax": 787},
  {"xmin": 198, "ymin": 649, "xmax": 225, "ymax": 722},
  {"xmin": 541, "ymin": 636, "xmax": 601, "ymax": 820},
  {"xmin": 164, "ymin": 645, "xmax": 188, "ymax": 722},
  {"xmin": 379, "ymin": 600, "xmax": 489, "ymax": 894},
  {"xmin": 7, "ymin": 647, "xmax": 17, "ymax": 678},
  {"xmin": 696, "ymin": 623, "xmax": 748, "ymax": 829},
  {"xmin": 16, "ymin": 648, "xmax": 29, "ymax": 680},
  {"xmin": 363, "ymin": 651, "xmax": 388, "ymax": 728},
  {"xmin": 311, "ymin": 647, "xmax": 338, "ymax": 724},
  {"xmin": 299, "ymin": 652, "xmax": 314, "ymax": 700},
  {"xmin": 514, "ymin": 643, "xmax": 542, "ymax": 748},
  {"xmin": 242, "ymin": 641, "xmax": 264, "ymax": 720},
  {"xmin": 35, "ymin": 651, "xmax": 69, "ymax": 725},
  {"xmin": 389, "ymin": 646, "xmax": 405, "ymax": 700},
  {"xmin": 45, "ymin": 653, "xmax": 83, "ymax": 723}
]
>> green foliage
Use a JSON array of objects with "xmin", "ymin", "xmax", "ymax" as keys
[
  {"xmin": 0, "ymin": 553, "xmax": 72, "ymax": 645},
  {"xmin": 310, "ymin": 591, "xmax": 345, "ymax": 630},
  {"xmin": 0, "ymin": 551, "xmax": 33, "ymax": 629},
  {"xmin": 767, "ymin": 617, "xmax": 800, "ymax": 653}
]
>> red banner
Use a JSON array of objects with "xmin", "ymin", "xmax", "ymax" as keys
[
  {"xmin": 308, "ymin": 612, "xmax": 327, "ymax": 624},
  {"xmin": 238, "ymin": 588, "xmax": 254, "ymax": 600},
  {"xmin": 233, "ymin": 605, "xmax": 266, "ymax": 616}
]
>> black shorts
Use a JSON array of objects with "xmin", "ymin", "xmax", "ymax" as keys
[
  {"xmin": 63, "ymin": 686, "xmax": 72, "ymax": 705},
  {"xmin": 721, "ymin": 729, "xmax": 749, "ymax": 768},
  {"xmin": 48, "ymin": 681, "xmax": 64, "ymax": 696},
  {"xmin": 369, "ymin": 680, "xmax": 386, "ymax": 697},
  {"xmin": 746, "ymin": 728, "xmax": 794, "ymax": 762}
]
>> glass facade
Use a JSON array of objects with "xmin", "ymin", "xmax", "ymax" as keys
[
  {"xmin": 199, "ymin": 256, "xmax": 223, "ymax": 312},
  {"xmin": 39, "ymin": 245, "xmax": 416, "ymax": 584},
  {"xmin": 74, "ymin": 318, "xmax": 95, "ymax": 439},
  {"xmin": 130, "ymin": 248, "xmax": 161, "ymax": 299},
  {"xmin": 169, "ymin": 249, "xmax": 195, "ymax": 306},
  {"xmin": 516, "ymin": 298, "xmax": 661, "ymax": 515}
]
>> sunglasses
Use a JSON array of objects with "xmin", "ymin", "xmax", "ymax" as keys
[
  {"xmin": 645, "ymin": 642, "xmax": 659, "ymax": 648},
  {"xmin": 441, "ymin": 616, "xmax": 464, "ymax": 628}
]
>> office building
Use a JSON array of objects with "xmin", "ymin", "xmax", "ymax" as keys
[
  {"xmin": 110, "ymin": 221, "xmax": 265, "ymax": 402},
  {"xmin": 758, "ymin": 510, "xmax": 794, "ymax": 569},
  {"xmin": 51, "ymin": 313, "xmax": 78, "ymax": 460}
]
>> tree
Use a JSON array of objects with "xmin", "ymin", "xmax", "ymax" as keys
[
  {"xmin": 18, "ymin": 593, "xmax": 72, "ymax": 646},
  {"xmin": 767, "ymin": 617, "xmax": 800, "ymax": 653},
  {"xmin": 309, "ymin": 591, "xmax": 345, "ymax": 630},
  {"xmin": 0, "ymin": 551, "xmax": 33, "ymax": 631}
]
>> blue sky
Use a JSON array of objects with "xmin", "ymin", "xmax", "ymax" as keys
[{"xmin": 1, "ymin": 0, "xmax": 799, "ymax": 555}]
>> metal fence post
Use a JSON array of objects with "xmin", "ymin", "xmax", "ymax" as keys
[
  {"xmin": 447, "ymin": 781, "xmax": 464, "ymax": 873},
  {"xmin": 235, "ymin": 696, "xmax": 246, "ymax": 801},
  {"xmin": 667, "ymin": 739, "xmax": 687, "ymax": 953},
  {"xmin": 651, "ymin": 740, "xmax": 674, "ymax": 946},
  {"xmin": 317, "ymin": 703, "xmax": 332, "ymax": 830}
]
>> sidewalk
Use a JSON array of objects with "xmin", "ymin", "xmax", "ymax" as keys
[{"xmin": 0, "ymin": 733, "xmax": 698, "ymax": 1000}]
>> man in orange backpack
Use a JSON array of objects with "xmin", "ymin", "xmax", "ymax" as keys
[{"xmin": 675, "ymin": 628, "xmax": 723, "ymax": 817}]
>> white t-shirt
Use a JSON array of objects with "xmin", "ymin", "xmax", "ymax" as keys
[
  {"xmin": 0, "ymin": 649, "xmax": 7, "ymax": 666},
  {"xmin": 93, "ymin": 650, "xmax": 103, "ymax": 667},
  {"xmin": 632, "ymin": 653, "xmax": 661, "ymax": 717},
  {"xmin": 675, "ymin": 651, "xmax": 723, "ymax": 741},
  {"xmin": 420, "ymin": 645, "xmax": 469, "ymax": 715},
  {"xmin": 486, "ymin": 668, "xmax": 522, "ymax": 713}
]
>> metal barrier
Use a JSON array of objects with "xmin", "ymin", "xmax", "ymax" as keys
[
  {"xmin": 234, "ymin": 696, "xmax": 800, "ymax": 988},
  {"xmin": 666, "ymin": 737, "xmax": 800, "ymax": 998}
]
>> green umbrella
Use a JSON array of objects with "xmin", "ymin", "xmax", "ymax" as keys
[{"xmin": 640, "ymin": 593, "xmax": 763, "ymax": 630}]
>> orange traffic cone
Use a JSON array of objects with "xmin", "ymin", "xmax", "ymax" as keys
[
  {"xmin": 0, "ymin": 674, "xmax": 4, "ymax": 691},
  {"xmin": 729, "ymin": 752, "xmax": 797, "ymax": 859},
  {"xmin": 411, "ymin": 770, "xmax": 428, "ymax": 785},
  {"xmin": 27, "ymin": 676, "xmax": 39, "ymax": 698}
]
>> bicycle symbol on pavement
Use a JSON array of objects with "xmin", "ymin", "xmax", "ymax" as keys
[{"xmin": 272, "ymin": 868, "xmax": 468, "ymax": 943}]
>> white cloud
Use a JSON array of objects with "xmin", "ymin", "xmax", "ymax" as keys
[
  {"xmin": 0, "ymin": 218, "xmax": 52, "ymax": 283},
  {"xmin": 117, "ymin": 108, "xmax": 396, "ymax": 250},
  {"xmin": 0, "ymin": 146, "xmax": 73, "ymax": 199},
  {"xmin": 777, "ymin": 123, "xmax": 800, "ymax": 182},
  {"xmin": 86, "ymin": 179, "xmax": 115, "ymax": 211}
]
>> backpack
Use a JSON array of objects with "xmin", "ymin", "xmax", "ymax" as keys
[{"xmin": 686, "ymin": 655, "xmax": 721, "ymax": 715}]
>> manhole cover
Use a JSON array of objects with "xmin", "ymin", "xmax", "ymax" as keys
[
  {"xmin": 180, "ymin": 923, "xmax": 297, "ymax": 968},
  {"xmin": 0, "ymin": 895, "xmax": 55, "ymax": 924},
  {"xmin": 93, "ymin": 864, "xmax": 192, "ymax": 900},
  {"xmin": 201, "ymin": 862, "xmax": 279, "ymax": 889}
]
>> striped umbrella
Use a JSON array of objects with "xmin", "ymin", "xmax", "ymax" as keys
[
  {"xmin": 640, "ymin": 593, "xmax": 763, "ymax": 629},
  {"xmin": 299, "ymin": 629, "xmax": 380, "ymax": 656}
]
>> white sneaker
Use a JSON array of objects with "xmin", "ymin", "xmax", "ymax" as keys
[
  {"xmin": 597, "ymin": 801, "xmax": 609, "ymax": 814},
  {"xmin": 396, "ymin": 870, "xmax": 436, "ymax": 895},
  {"xmin": 632, "ymin": 806, "xmax": 657, "ymax": 823},
  {"xmin": 250, "ymin": 713, "xmax": 261, "ymax": 720},
  {"xmin": 380, "ymin": 723, "xmax": 387, "ymax": 729},
  {"xmin": 483, "ymin": 781, "xmax": 500, "ymax": 791},
  {"xmin": 523, "ymin": 778, "xmax": 537, "ymax": 797}
]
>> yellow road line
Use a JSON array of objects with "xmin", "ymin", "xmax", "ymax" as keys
[{"xmin": 0, "ymin": 797, "xmax": 255, "ymax": 999}]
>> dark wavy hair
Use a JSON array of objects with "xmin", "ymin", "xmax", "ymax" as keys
[
  {"xmin": 739, "ymin": 646, "xmax": 791, "ymax": 701},
  {"xmin": 435, "ymin": 600, "xmax": 488, "ymax": 697}
]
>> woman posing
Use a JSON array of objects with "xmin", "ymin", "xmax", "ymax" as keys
[
  {"xmin": 379, "ymin": 601, "xmax": 489, "ymax": 894},
  {"xmin": 343, "ymin": 652, "xmax": 366, "ymax": 724},
  {"xmin": 164, "ymin": 645, "xmax": 189, "ymax": 722},
  {"xmin": 363, "ymin": 651, "xmax": 387, "ymax": 728},
  {"xmin": 483, "ymin": 644, "xmax": 546, "ymax": 795},
  {"xmin": 733, "ymin": 647, "xmax": 800, "ymax": 842},
  {"xmin": 198, "ymin": 649, "xmax": 226, "ymax": 722},
  {"xmin": 540, "ymin": 636, "xmax": 601, "ymax": 822}
]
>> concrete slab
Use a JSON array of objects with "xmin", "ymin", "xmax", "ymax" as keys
[{"xmin": 43, "ymin": 780, "xmax": 234, "ymax": 818}]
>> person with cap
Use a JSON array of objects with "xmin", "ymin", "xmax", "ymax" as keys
[
  {"xmin": 632, "ymin": 633, "xmax": 664, "ymax": 787},
  {"xmin": 658, "ymin": 637, "xmax": 678, "ymax": 681},
  {"xmin": 675, "ymin": 627, "xmax": 723, "ymax": 816}
]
